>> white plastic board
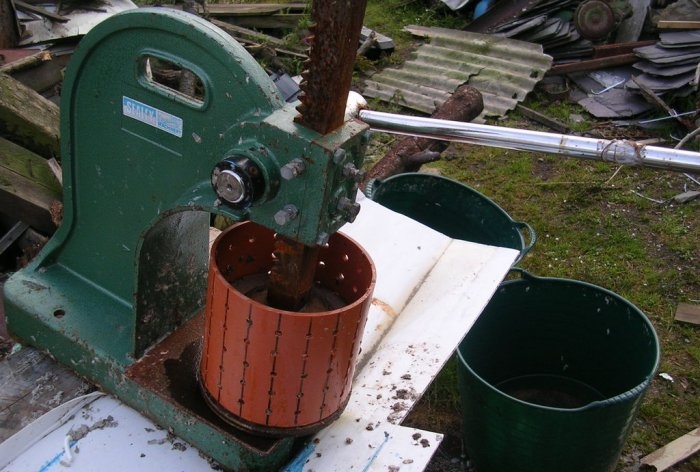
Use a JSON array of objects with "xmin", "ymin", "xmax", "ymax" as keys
[{"xmin": 0, "ymin": 193, "xmax": 518, "ymax": 471}]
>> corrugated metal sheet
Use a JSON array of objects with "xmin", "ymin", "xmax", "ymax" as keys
[{"xmin": 363, "ymin": 26, "xmax": 553, "ymax": 121}]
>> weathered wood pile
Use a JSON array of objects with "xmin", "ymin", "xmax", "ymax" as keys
[{"xmin": 0, "ymin": 55, "xmax": 63, "ymax": 265}]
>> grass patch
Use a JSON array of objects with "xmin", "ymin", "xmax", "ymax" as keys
[
  {"xmin": 402, "ymin": 131, "xmax": 699, "ymax": 470},
  {"xmin": 401, "ymin": 132, "xmax": 699, "ymax": 469},
  {"xmin": 374, "ymin": 72, "xmax": 699, "ymax": 469}
]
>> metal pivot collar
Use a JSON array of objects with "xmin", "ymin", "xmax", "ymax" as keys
[{"xmin": 211, "ymin": 156, "xmax": 265, "ymax": 208}]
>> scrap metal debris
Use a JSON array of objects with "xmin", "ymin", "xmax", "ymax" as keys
[
  {"xmin": 568, "ymin": 67, "xmax": 654, "ymax": 118},
  {"xmin": 492, "ymin": 0, "xmax": 593, "ymax": 59},
  {"xmin": 654, "ymin": 0, "xmax": 700, "ymax": 26},
  {"xmin": 563, "ymin": 23, "xmax": 700, "ymax": 119},
  {"xmin": 429, "ymin": 0, "xmax": 700, "ymax": 126},
  {"xmin": 363, "ymin": 26, "xmax": 552, "ymax": 119},
  {"xmin": 462, "ymin": 0, "xmax": 645, "ymax": 52},
  {"xmin": 16, "ymin": 0, "xmax": 137, "ymax": 45},
  {"xmin": 628, "ymin": 30, "xmax": 700, "ymax": 96}
]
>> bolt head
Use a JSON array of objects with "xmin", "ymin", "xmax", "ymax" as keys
[
  {"xmin": 214, "ymin": 169, "xmax": 246, "ymax": 204},
  {"xmin": 274, "ymin": 204, "xmax": 299, "ymax": 226},
  {"xmin": 281, "ymin": 158, "xmax": 306, "ymax": 180},
  {"xmin": 316, "ymin": 232, "xmax": 330, "ymax": 245},
  {"xmin": 337, "ymin": 196, "xmax": 361, "ymax": 223},
  {"xmin": 333, "ymin": 148, "xmax": 347, "ymax": 164}
]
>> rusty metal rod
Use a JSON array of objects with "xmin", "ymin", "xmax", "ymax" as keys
[
  {"xmin": 359, "ymin": 110, "xmax": 700, "ymax": 174},
  {"xmin": 267, "ymin": 235, "xmax": 321, "ymax": 311},
  {"xmin": 267, "ymin": 0, "xmax": 369, "ymax": 311}
]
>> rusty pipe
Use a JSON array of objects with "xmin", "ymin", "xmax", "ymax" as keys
[{"xmin": 358, "ymin": 110, "xmax": 700, "ymax": 174}]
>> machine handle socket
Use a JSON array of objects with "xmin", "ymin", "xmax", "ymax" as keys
[
  {"xmin": 211, "ymin": 156, "xmax": 265, "ymax": 209},
  {"xmin": 213, "ymin": 169, "xmax": 246, "ymax": 204}
]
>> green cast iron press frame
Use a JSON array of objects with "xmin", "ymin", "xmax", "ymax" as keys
[{"xmin": 3, "ymin": 8, "xmax": 369, "ymax": 470}]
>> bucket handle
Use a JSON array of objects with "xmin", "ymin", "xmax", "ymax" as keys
[
  {"xmin": 366, "ymin": 177, "xmax": 538, "ymax": 263},
  {"xmin": 363, "ymin": 178, "xmax": 382, "ymax": 199},
  {"xmin": 506, "ymin": 266, "xmax": 537, "ymax": 280},
  {"xmin": 512, "ymin": 220, "xmax": 537, "ymax": 260}
]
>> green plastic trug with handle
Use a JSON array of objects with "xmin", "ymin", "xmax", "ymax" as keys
[
  {"xmin": 366, "ymin": 173, "xmax": 536, "ymax": 263},
  {"xmin": 457, "ymin": 270, "xmax": 660, "ymax": 472}
]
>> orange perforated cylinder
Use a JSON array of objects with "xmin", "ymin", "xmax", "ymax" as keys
[{"xmin": 199, "ymin": 221, "xmax": 375, "ymax": 437}]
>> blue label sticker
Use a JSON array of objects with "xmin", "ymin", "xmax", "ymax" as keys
[{"xmin": 122, "ymin": 96, "xmax": 183, "ymax": 138}]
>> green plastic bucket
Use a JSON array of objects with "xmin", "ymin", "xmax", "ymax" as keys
[
  {"xmin": 457, "ymin": 270, "xmax": 660, "ymax": 472},
  {"xmin": 366, "ymin": 174, "xmax": 535, "ymax": 263}
]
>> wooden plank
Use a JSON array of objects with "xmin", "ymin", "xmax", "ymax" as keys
[
  {"xmin": 0, "ymin": 347, "xmax": 92, "ymax": 442},
  {"xmin": 547, "ymin": 53, "xmax": 637, "ymax": 75},
  {"xmin": 13, "ymin": 0, "xmax": 69, "ymax": 22},
  {"xmin": 0, "ymin": 73, "xmax": 60, "ymax": 159},
  {"xmin": 210, "ymin": 19, "xmax": 284, "ymax": 45},
  {"xmin": 0, "ymin": 137, "xmax": 61, "ymax": 232},
  {"xmin": 0, "ymin": 221, "xmax": 29, "ymax": 255},
  {"xmin": 0, "ymin": 137, "xmax": 62, "ymax": 194},
  {"xmin": 0, "ymin": 51, "xmax": 51, "ymax": 75},
  {"xmin": 640, "ymin": 428, "xmax": 700, "ymax": 471},
  {"xmin": 658, "ymin": 20, "xmax": 700, "ymax": 29},
  {"xmin": 8, "ymin": 50, "xmax": 72, "ymax": 95},
  {"xmin": 244, "ymin": 41, "xmax": 307, "ymax": 59},
  {"xmin": 202, "ymin": 3, "xmax": 306, "ymax": 16},
  {"xmin": 0, "ymin": 167, "xmax": 59, "ymax": 233},
  {"xmin": 516, "ymin": 103, "xmax": 570, "ymax": 133},
  {"xmin": 0, "ymin": 0, "xmax": 20, "ymax": 49},
  {"xmin": 225, "ymin": 14, "xmax": 304, "ymax": 30},
  {"xmin": 675, "ymin": 303, "xmax": 700, "ymax": 325}
]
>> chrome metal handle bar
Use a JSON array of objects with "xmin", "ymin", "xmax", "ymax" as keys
[{"xmin": 359, "ymin": 110, "xmax": 700, "ymax": 174}]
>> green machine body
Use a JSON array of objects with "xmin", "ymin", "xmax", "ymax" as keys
[{"xmin": 3, "ymin": 8, "xmax": 369, "ymax": 470}]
